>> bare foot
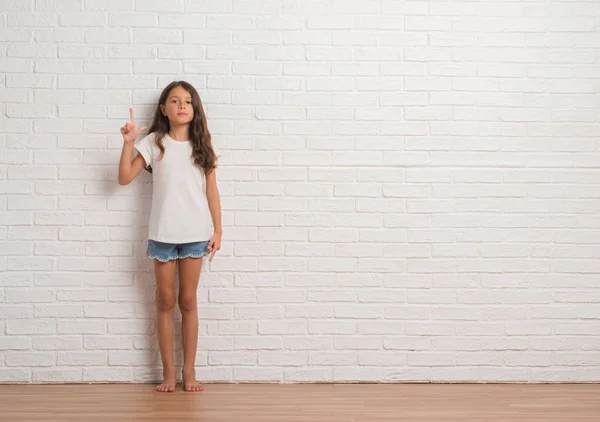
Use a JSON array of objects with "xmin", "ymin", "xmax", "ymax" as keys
[
  {"xmin": 157, "ymin": 368, "xmax": 176, "ymax": 393},
  {"xmin": 183, "ymin": 368, "xmax": 204, "ymax": 392}
]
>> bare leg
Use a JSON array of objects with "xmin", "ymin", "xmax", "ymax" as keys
[
  {"xmin": 178, "ymin": 256, "xmax": 203, "ymax": 392},
  {"xmin": 154, "ymin": 259, "xmax": 177, "ymax": 392}
]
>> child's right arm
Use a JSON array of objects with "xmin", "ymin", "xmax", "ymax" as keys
[{"xmin": 118, "ymin": 108, "xmax": 147, "ymax": 186}]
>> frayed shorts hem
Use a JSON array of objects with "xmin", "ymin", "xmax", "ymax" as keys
[{"xmin": 147, "ymin": 251, "xmax": 209, "ymax": 262}]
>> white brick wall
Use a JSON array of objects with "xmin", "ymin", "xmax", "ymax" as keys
[{"xmin": 1, "ymin": 0, "xmax": 600, "ymax": 384}]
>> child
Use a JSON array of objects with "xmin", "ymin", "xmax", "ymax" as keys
[{"xmin": 118, "ymin": 81, "xmax": 222, "ymax": 393}]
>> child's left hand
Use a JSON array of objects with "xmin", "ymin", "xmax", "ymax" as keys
[{"xmin": 208, "ymin": 232, "xmax": 221, "ymax": 262}]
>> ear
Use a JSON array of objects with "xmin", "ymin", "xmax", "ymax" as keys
[{"xmin": 160, "ymin": 104, "xmax": 166, "ymax": 116}]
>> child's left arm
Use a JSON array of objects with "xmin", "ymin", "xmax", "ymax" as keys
[{"xmin": 206, "ymin": 169, "xmax": 222, "ymax": 262}]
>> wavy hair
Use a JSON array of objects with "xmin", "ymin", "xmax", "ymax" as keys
[{"xmin": 144, "ymin": 80, "xmax": 217, "ymax": 175}]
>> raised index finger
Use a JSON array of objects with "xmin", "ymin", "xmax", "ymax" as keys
[{"xmin": 129, "ymin": 108, "xmax": 135, "ymax": 125}]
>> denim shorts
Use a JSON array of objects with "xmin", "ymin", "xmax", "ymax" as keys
[{"xmin": 146, "ymin": 239, "xmax": 210, "ymax": 262}]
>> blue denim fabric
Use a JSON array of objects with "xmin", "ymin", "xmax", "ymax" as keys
[{"xmin": 146, "ymin": 239, "xmax": 210, "ymax": 262}]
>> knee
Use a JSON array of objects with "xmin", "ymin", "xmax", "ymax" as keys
[
  {"xmin": 157, "ymin": 293, "xmax": 176, "ymax": 312},
  {"xmin": 178, "ymin": 295, "xmax": 197, "ymax": 313}
]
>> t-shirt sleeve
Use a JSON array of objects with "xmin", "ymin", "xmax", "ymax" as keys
[{"xmin": 134, "ymin": 133, "xmax": 154, "ymax": 167}]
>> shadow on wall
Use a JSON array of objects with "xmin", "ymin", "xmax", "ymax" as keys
[
  {"xmin": 132, "ymin": 169, "xmax": 163, "ymax": 383},
  {"xmin": 104, "ymin": 123, "xmax": 161, "ymax": 382}
]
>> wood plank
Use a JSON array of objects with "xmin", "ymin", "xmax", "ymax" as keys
[{"xmin": 0, "ymin": 384, "xmax": 599, "ymax": 421}]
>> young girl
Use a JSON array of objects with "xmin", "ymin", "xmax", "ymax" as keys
[{"xmin": 118, "ymin": 81, "xmax": 222, "ymax": 393}]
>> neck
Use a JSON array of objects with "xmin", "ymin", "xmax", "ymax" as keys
[{"xmin": 168, "ymin": 124, "xmax": 190, "ymax": 141}]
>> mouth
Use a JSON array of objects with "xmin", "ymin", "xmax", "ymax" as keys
[{"xmin": 177, "ymin": 113, "xmax": 187, "ymax": 116}]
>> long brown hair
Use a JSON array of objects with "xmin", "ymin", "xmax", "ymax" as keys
[{"xmin": 145, "ymin": 81, "xmax": 217, "ymax": 175}]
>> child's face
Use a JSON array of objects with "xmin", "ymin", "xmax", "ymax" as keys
[{"xmin": 161, "ymin": 85, "xmax": 194, "ymax": 125}]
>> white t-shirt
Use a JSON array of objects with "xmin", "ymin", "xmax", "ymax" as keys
[{"xmin": 134, "ymin": 132, "xmax": 220, "ymax": 244}]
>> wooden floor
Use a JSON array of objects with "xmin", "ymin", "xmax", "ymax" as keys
[{"xmin": 0, "ymin": 383, "xmax": 599, "ymax": 421}]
